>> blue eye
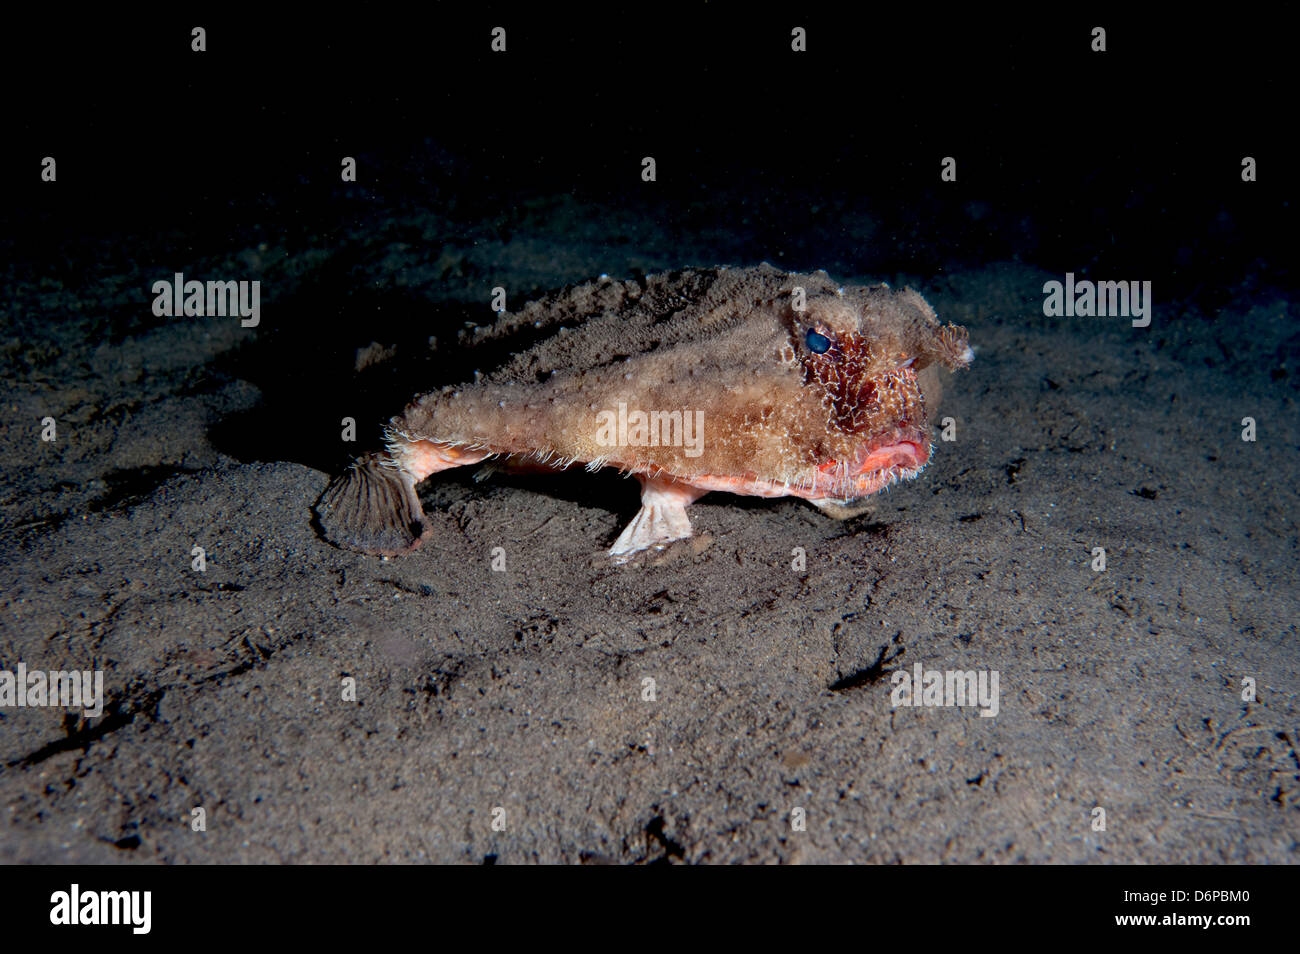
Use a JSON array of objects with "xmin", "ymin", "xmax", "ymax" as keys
[{"xmin": 805, "ymin": 329, "xmax": 832, "ymax": 354}]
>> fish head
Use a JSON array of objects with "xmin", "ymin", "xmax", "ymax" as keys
[{"xmin": 779, "ymin": 287, "xmax": 972, "ymax": 500}]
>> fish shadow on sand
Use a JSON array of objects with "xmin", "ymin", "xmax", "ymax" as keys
[{"xmin": 208, "ymin": 280, "xmax": 555, "ymax": 475}]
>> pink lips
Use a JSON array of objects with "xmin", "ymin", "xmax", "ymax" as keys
[
  {"xmin": 832, "ymin": 429, "xmax": 930, "ymax": 477},
  {"xmin": 858, "ymin": 438, "xmax": 927, "ymax": 473},
  {"xmin": 807, "ymin": 429, "xmax": 929, "ymax": 499}
]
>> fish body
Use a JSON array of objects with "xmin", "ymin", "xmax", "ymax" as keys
[{"xmin": 317, "ymin": 264, "xmax": 971, "ymax": 561}]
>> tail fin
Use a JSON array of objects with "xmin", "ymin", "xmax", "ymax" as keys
[{"xmin": 316, "ymin": 453, "xmax": 429, "ymax": 556}]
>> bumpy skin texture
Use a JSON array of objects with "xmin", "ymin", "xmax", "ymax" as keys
[{"xmin": 317, "ymin": 264, "xmax": 971, "ymax": 557}]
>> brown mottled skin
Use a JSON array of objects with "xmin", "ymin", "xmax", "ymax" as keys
[{"xmin": 317, "ymin": 264, "xmax": 971, "ymax": 560}]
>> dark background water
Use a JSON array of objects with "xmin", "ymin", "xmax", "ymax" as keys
[{"xmin": 4, "ymin": 9, "xmax": 1292, "ymax": 309}]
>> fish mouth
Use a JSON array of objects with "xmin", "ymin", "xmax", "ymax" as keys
[{"xmin": 815, "ymin": 424, "xmax": 931, "ymax": 499}]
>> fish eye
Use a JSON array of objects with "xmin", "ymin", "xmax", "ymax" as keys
[{"xmin": 805, "ymin": 329, "xmax": 832, "ymax": 354}]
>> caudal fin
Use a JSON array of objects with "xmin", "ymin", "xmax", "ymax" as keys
[{"xmin": 316, "ymin": 453, "xmax": 429, "ymax": 556}]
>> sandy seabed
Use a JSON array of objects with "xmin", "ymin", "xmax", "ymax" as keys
[{"xmin": 1, "ymin": 198, "xmax": 1296, "ymax": 864}]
